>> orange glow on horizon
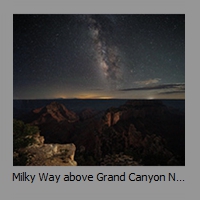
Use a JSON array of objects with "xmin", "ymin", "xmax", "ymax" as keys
[{"xmin": 74, "ymin": 93, "xmax": 113, "ymax": 99}]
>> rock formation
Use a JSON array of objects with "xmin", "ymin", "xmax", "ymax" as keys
[
  {"xmin": 14, "ymin": 100, "xmax": 185, "ymax": 166},
  {"xmin": 28, "ymin": 101, "xmax": 79, "ymax": 124},
  {"xmin": 104, "ymin": 111, "xmax": 121, "ymax": 127},
  {"xmin": 96, "ymin": 100, "xmax": 184, "ymax": 166},
  {"xmin": 22, "ymin": 102, "xmax": 80, "ymax": 144},
  {"xmin": 103, "ymin": 100, "xmax": 170, "ymax": 127},
  {"xmin": 14, "ymin": 131, "xmax": 77, "ymax": 166}
]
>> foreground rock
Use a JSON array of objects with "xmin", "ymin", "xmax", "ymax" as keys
[
  {"xmin": 14, "ymin": 132, "xmax": 77, "ymax": 166},
  {"xmin": 24, "ymin": 143, "xmax": 77, "ymax": 166}
]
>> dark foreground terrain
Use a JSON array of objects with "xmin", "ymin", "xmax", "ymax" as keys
[{"xmin": 13, "ymin": 99, "xmax": 185, "ymax": 166}]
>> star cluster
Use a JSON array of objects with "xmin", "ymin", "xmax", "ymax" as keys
[{"xmin": 13, "ymin": 14, "xmax": 185, "ymax": 99}]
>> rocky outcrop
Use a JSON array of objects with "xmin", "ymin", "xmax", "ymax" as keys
[
  {"xmin": 97, "ymin": 100, "xmax": 184, "ymax": 165},
  {"xmin": 30, "ymin": 132, "xmax": 45, "ymax": 145},
  {"xmin": 103, "ymin": 100, "xmax": 170, "ymax": 127},
  {"xmin": 29, "ymin": 101, "xmax": 79, "ymax": 124},
  {"xmin": 98, "ymin": 122, "xmax": 179, "ymax": 166},
  {"xmin": 22, "ymin": 102, "xmax": 80, "ymax": 144},
  {"xmin": 24, "ymin": 143, "xmax": 77, "ymax": 166},
  {"xmin": 127, "ymin": 124, "xmax": 143, "ymax": 147},
  {"xmin": 15, "ymin": 132, "xmax": 77, "ymax": 166},
  {"xmin": 104, "ymin": 111, "xmax": 121, "ymax": 127}
]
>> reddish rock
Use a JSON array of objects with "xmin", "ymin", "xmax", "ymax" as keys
[{"xmin": 30, "ymin": 101, "xmax": 79, "ymax": 125}]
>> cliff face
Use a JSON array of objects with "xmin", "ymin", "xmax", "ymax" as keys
[
  {"xmin": 14, "ymin": 132, "xmax": 77, "ymax": 166},
  {"xmin": 96, "ymin": 100, "xmax": 184, "ymax": 166},
  {"xmin": 97, "ymin": 126, "xmax": 180, "ymax": 166},
  {"xmin": 23, "ymin": 102, "xmax": 80, "ymax": 144},
  {"xmin": 104, "ymin": 111, "xmax": 121, "ymax": 127},
  {"xmin": 28, "ymin": 101, "xmax": 79, "ymax": 124},
  {"xmin": 103, "ymin": 100, "xmax": 170, "ymax": 127}
]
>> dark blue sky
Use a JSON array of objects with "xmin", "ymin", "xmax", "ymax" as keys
[{"xmin": 13, "ymin": 14, "xmax": 185, "ymax": 99}]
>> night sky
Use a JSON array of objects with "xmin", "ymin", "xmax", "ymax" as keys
[{"xmin": 13, "ymin": 14, "xmax": 185, "ymax": 99}]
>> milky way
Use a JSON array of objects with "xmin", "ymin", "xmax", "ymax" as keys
[
  {"xmin": 86, "ymin": 15, "xmax": 123, "ymax": 88},
  {"xmin": 13, "ymin": 14, "xmax": 185, "ymax": 99}
]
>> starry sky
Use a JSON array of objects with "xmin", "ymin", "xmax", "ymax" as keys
[{"xmin": 13, "ymin": 14, "xmax": 185, "ymax": 99}]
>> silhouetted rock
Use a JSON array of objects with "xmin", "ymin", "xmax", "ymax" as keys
[
  {"xmin": 103, "ymin": 100, "xmax": 170, "ymax": 127},
  {"xmin": 98, "ymin": 100, "xmax": 184, "ymax": 165}
]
